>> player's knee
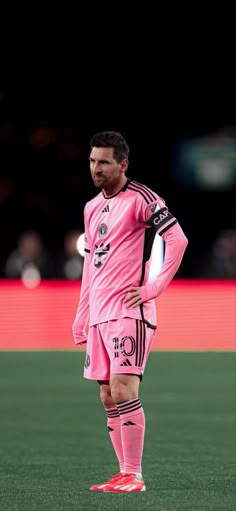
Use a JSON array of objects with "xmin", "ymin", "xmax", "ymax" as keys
[
  {"xmin": 110, "ymin": 378, "xmax": 138, "ymax": 403},
  {"xmin": 99, "ymin": 382, "xmax": 113, "ymax": 407}
]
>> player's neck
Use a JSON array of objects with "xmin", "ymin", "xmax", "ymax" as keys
[{"xmin": 103, "ymin": 176, "xmax": 128, "ymax": 198}]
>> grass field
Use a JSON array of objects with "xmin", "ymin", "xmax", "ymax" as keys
[{"xmin": 0, "ymin": 351, "xmax": 235, "ymax": 511}]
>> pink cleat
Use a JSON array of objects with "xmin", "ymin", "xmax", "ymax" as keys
[
  {"xmin": 104, "ymin": 473, "xmax": 146, "ymax": 492},
  {"xmin": 89, "ymin": 472, "xmax": 126, "ymax": 492}
]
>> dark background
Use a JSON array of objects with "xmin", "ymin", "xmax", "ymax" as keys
[{"xmin": 1, "ymin": 74, "xmax": 235, "ymax": 279}]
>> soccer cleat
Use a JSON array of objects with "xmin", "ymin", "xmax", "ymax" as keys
[
  {"xmin": 89, "ymin": 472, "xmax": 126, "ymax": 492},
  {"xmin": 104, "ymin": 473, "xmax": 146, "ymax": 492}
]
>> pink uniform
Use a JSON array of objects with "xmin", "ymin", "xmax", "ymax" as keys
[
  {"xmin": 72, "ymin": 179, "xmax": 188, "ymax": 379},
  {"xmin": 84, "ymin": 318, "xmax": 155, "ymax": 380}
]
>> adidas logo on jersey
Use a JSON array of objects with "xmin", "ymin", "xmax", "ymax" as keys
[
  {"xmin": 120, "ymin": 359, "xmax": 132, "ymax": 366},
  {"xmin": 102, "ymin": 205, "xmax": 109, "ymax": 213}
]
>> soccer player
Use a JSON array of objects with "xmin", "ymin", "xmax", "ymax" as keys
[{"xmin": 72, "ymin": 131, "xmax": 188, "ymax": 492}]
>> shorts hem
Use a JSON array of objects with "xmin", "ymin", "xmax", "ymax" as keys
[
  {"xmin": 83, "ymin": 367, "xmax": 144, "ymax": 380},
  {"xmin": 83, "ymin": 373, "xmax": 110, "ymax": 381},
  {"xmin": 111, "ymin": 367, "xmax": 143, "ymax": 376}
]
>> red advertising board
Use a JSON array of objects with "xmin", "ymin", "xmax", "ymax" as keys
[{"xmin": 0, "ymin": 280, "xmax": 235, "ymax": 350}]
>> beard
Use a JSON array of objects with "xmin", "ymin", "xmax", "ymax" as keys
[{"xmin": 92, "ymin": 175, "xmax": 106, "ymax": 188}]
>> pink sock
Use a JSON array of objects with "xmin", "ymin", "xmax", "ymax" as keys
[
  {"xmin": 117, "ymin": 399, "xmax": 145, "ymax": 474},
  {"xmin": 105, "ymin": 407, "xmax": 125, "ymax": 472}
]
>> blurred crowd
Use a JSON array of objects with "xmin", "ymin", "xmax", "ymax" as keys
[
  {"xmin": 2, "ymin": 227, "xmax": 236, "ymax": 282},
  {"xmin": 192, "ymin": 228, "xmax": 236, "ymax": 279},
  {"xmin": 0, "ymin": 113, "xmax": 236, "ymax": 280},
  {"xmin": 3, "ymin": 229, "xmax": 84, "ymax": 281}
]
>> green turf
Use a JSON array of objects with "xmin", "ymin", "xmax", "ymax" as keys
[{"xmin": 0, "ymin": 351, "xmax": 235, "ymax": 510}]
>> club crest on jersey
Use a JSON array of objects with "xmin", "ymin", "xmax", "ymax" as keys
[
  {"xmin": 84, "ymin": 353, "xmax": 90, "ymax": 368},
  {"xmin": 94, "ymin": 242, "xmax": 110, "ymax": 269},
  {"xmin": 149, "ymin": 204, "xmax": 157, "ymax": 213},
  {"xmin": 98, "ymin": 223, "xmax": 108, "ymax": 239},
  {"xmin": 149, "ymin": 202, "xmax": 161, "ymax": 214}
]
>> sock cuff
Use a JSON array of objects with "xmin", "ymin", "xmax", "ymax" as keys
[
  {"xmin": 116, "ymin": 399, "xmax": 142, "ymax": 415},
  {"xmin": 105, "ymin": 407, "xmax": 120, "ymax": 418}
]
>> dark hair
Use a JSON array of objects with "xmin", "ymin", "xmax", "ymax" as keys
[{"xmin": 90, "ymin": 131, "xmax": 129, "ymax": 163}]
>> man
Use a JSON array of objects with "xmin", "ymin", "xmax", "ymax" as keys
[{"xmin": 72, "ymin": 131, "xmax": 188, "ymax": 492}]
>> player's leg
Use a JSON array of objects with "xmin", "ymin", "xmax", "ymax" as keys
[
  {"xmin": 83, "ymin": 325, "xmax": 125, "ymax": 491},
  {"xmin": 89, "ymin": 380, "xmax": 126, "ymax": 491},
  {"xmin": 110, "ymin": 373, "xmax": 146, "ymax": 486},
  {"xmin": 98, "ymin": 380, "xmax": 125, "ymax": 474},
  {"xmin": 102, "ymin": 318, "xmax": 154, "ymax": 492},
  {"xmin": 104, "ymin": 373, "xmax": 146, "ymax": 492}
]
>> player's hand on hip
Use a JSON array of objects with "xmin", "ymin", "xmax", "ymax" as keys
[{"xmin": 122, "ymin": 286, "xmax": 143, "ymax": 308}]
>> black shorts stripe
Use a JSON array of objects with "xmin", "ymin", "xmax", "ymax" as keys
[
  {"xmin": 139, "ymin": 320, "xmax": 146, "ymax": 367},
  {"xmin": 135, "ymin": 319, "xmax": 146, "ymax": 367}
]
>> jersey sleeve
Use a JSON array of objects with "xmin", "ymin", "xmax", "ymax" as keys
[
  {"xmin": 137, "ymin": 193, "xmax": 177, "ymax": 233},
  {"xmin": 138, "ymin": 194, "xmax": 188, "ymax": 301},
  {"xmin": 72, "ymin": 206, "xmax": 91, "ymax": 344}
]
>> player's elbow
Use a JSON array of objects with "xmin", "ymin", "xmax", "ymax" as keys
[
  {"xmin": 179, "ymin": 233, "xmax": 188, "ymax": 255},
  {"xmin": 182, "ymin": 233, "xmax": 188, "ymax": 249},
  {"xmin": 176, "ymin": 223, "xmax": 188, "ymax": 250}
]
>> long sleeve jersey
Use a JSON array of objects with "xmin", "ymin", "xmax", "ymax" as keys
[{"xmin": 73, "ymin": 179, "xmax": 188, "ymax": 340}]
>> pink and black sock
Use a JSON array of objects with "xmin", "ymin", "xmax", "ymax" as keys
[
  {"xmin": 116, "ymin": 398, "xmax": 145, "ymax": 475},
  {"xmin": 105, "ymin": 407, "xmax": 125, "ymax": 473}
]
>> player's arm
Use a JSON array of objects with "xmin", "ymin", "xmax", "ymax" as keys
[
  {"xmin": 72, "ymin": 249, "xmax": 90, "ymax": 344},
  {"xmin": 123, "ymin": 202, "xmax": 188, "ymax": 307},
  {"xmin": 140, "ymin": 220, "xmax": 188, "ymax": 302},
  {"xmin": 72, "ymin": 212, "xmax": 91, "ymax": 345}
]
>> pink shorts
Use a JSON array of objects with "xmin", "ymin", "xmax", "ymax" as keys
[{"xmin": 83, "ymin": 318, "xmax": 155, "ymax": 381}]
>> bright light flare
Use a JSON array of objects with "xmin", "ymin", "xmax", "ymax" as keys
[
  {"xmin": 148, "ymin": 233, "xmax": 164, "ymax": 282},
  {"xmin": 21, "ymin": 265, "xmax": 41, "ymax": 289},
  {"xmin": 76, "ymin": 233, "xmax": 85, "ymax": 257}
]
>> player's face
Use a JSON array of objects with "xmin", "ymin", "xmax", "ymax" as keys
[{"xmin": 89, "ymin": 147, "xmax": 128, "ymax": 194}]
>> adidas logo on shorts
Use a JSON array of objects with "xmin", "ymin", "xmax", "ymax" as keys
[{"xmin": 120, "ymin": 359, "xmax": 132, "ymax": 366}]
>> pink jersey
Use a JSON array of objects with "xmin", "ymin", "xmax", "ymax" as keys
[{"xmin": 74, "ymin": 179, "xmax": 188, "ymax": 335}]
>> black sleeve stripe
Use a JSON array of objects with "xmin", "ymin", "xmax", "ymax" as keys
[
  {"xmin": 158, "ymin": 219, "xmax": 178, "ymax": 236},
  {"xmin": 128, "ymin": 183, "xmax": 157, "ymax": 204},
  {"xmin": 130, "ymin": 180, "xmax": 158, "ymax": 202},
  {"xmin": 84, "ymin": 248, "xmax": 90, "ymax": 253},
  {"xmin": 128, "ymin": 185, "xmax": 150, "ymax": 203},
  {"xmin": 131, "ymin": 180, "xmax": 158, "ymax": 202}
]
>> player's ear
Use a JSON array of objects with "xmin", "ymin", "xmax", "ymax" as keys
[{"xmin": 121, "ymin": 159, "xmax": 129, "ymax": 173}]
